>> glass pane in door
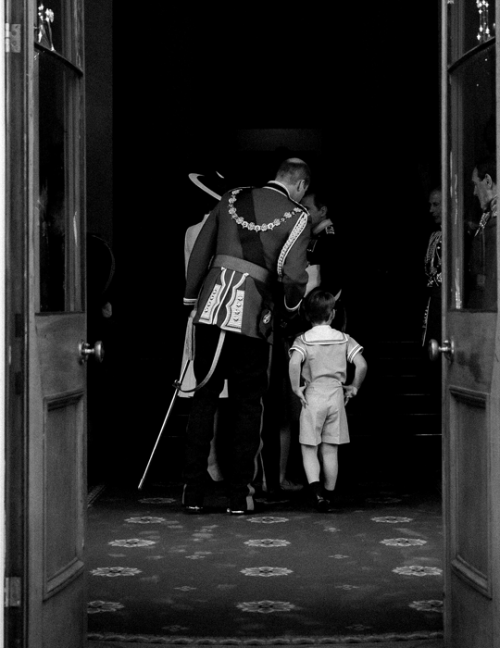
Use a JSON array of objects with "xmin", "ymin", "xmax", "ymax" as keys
[
  {"xmin": 38, "ymin": 51, "xmax": 70, "ymax": 312},
  {"xmin": 449, "ymin": 45, "xmax": 497, "ymax": 311}
]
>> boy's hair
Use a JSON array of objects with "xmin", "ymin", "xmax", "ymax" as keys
[{"xmin": 303, "ymin": 289, "xmax": 336, "ymax": 324}]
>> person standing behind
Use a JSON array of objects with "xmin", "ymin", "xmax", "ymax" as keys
[
  {"xmin": 422, "ymin": 187, "xmax": 442, "ymax": 347},
  {"xmin": 301, "ymin": 188, "xmax": 344, "ymax": 323},
  {"xmin": 289, "ymin": 289, "xmax": 367, "ymax": 512},
  {"xmin": 274, "ymin": 186, "xmax": 345, "ymax": 495},
  {"xmin": 467, "ymin": 158, "xmax": 497, "ymax": 310},
  {"xmin": 182, "ymin": 158, "xmax": 312, "ymax": 515},
  {"xmin": 178, "ymin": 172, "xmax": 229, "ymax": 483}
]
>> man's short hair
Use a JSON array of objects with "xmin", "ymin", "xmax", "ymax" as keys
[
  {"xmin": 276, "ymin": 158, "xmax": 311, "ymax": 190},
  {"xmin": 475, "ymin": 157, "xmax": 497, "ymax": 183},
  {"xmin": 305, "ymin": 185, "xmax": 329, "ymax": 211},
  {"xmin": 303, "ymin": 289, "xmax": 336, "ymax": 324}
]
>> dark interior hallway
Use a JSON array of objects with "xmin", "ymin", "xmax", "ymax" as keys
[{"xmin": 84, "ymin": 7, "xmax": 444, "ymax": 646}]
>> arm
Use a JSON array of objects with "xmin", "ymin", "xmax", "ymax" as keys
[
  {"xmin": 344, "ymin": 353, "xmax": 367, "ymax": 405},
  {"xmin": 289, "ymin": 350, "xmax": 307, "ymax": 407},
  {"xmin": 281, "ymin": 214, "xmax": 311, "ymax": 313},
  {"xmin": 183, "ymin": 208, "xmax": 218, "ymax": 307}
]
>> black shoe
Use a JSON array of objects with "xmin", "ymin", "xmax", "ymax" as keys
[
  {"xmin": 227, "ymin": 496, "xmax": 263, "ymax": 515},
  {"xmin": 314, "ymin": 496, "xmax": 331, "ymax": 513},
  {"xmin": 184, "ymin": 504, "xmax": 205, "ymax": 514},
  {"xmin": 226, "ymin": 507, "xmax": 248, "ymax": 515},
  {"xmin": 182, "ymin": 484, "xmax": 204, "ymax": 512},
  {"xmin": 323, "ymin": 489, "xmax": 337, "ymax": 509}
]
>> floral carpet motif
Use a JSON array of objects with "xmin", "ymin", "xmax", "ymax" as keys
[{"xmin": 87, "ymin": 480, "xmax": 444, "ymax": 642}]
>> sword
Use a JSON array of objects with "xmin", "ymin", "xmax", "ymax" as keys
[{"xmin": 138, "ymin": 358, "xmax": 191, "ymax": 490}]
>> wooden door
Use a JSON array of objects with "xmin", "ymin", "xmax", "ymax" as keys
[
  {"xmin": 27, "ymin": 1, "xmax": 87, "ymax": 646},
  {"xmin": 438, "ymin": 2, "xmax": 500, "ymax": 646}
]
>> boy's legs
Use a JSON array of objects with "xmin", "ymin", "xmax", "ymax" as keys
[
  {"xmin": 300, "ymin": 443, "xmax": 329, "ymax": 511},
  {"xmin": 300, "ymin": 443, "xmax": 320, "ymax": 483},
  {"xmin": 320, "ymin": 442, "xmax": 339, "ymax": 491}
]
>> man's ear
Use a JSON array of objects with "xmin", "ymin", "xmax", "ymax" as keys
[{"xmin": 485, "ymin": 173, "xmax": 494, "ymax": 189}]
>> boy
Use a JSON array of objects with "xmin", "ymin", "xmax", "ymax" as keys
[{"xmin": 289, "ymin": 289, "xmax": 367, "ymax": 511}]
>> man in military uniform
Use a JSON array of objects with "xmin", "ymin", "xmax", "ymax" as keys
[
  {"xmin": 182, "ymin": 158, "xmax": 312, "ymax": 514},
  {"xmin": 301, "ymin": 188, "xmax": 344, "ymax": 326},
  {"xmin": 266, "ymin": 187, "xmax": 344, "ymax": 497},
  {"xmin": 468, "ymin": 157, "xmax": 497, "ymax": 310}
]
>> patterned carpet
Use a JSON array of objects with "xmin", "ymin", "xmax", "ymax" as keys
[{"xmin": 86, "ymin": 477, "xmax": 444, "ymax": 645}]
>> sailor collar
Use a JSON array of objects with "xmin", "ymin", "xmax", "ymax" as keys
[{"xmin": 301, "ymin": 325, "xmax": 348, "ymax": 345}]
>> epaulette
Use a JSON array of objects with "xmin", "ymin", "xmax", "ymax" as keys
[{"xmin": 325, "ymin": 224, "xmax": 335, "ymax": 235}]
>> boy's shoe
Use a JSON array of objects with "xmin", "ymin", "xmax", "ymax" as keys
[
  {"xmin": 314, "ymin": 495, "xmax": 331, "ymax": 513},
  {"xmin": 323, "ymin": 489, "xmax": 338, "ymax": 510}
]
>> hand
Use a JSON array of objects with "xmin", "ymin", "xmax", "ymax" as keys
[
  {"xmin": 293, "ymin": 386, "xmax": 307, "ymax": 407},
  {"xmin": 343, "ymin": 385, "xmax": 358, "ymax": 405}
]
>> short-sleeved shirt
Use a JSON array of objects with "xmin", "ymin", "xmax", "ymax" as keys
[{"xmin": 289, "ymin": 325, "xmax": 363, "ymax": 388}]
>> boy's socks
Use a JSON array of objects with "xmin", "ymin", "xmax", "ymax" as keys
[
  {"xmin": 323, "ymin": 488, "xmax": 335, "ymax": 502},
  {"xmin": 323, "ymin": 488, "xmax": 336, "ymax": 508},
  {"xmin": 308, "ymin": 481, "xmax": 323, "ymax": 498},
  {"xmin": 308, "ymin": 482, "xmax": 330, "ymax": 512}
]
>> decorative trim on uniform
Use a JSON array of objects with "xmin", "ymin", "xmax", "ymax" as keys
[
  {"xmin": 198, "ymin": 269, "xmax": 230, "ymax": 325},
  {"xmin": 475, "ymin": 195, "xmax": 498, "ymax": 237},
  {"xmin": 221, "ymin": 273, "xmax": 248, "ymax": 332},
  {"xmin": 277, "ymin": 213, "xmax": 309, "ymax": 277},
  {"xmin": 228, "ymin": 188, "xmax": 303, "ymax": 232},
  {"xmin": 312, "ymin": 218, "xmax": 334, "ymax": 236},
  {"xmin": 183, "ymin": 297, "xmax": 197, "ymax": 307},
  {"xmin": 284, "ymin": 297, "xmax": 302, "ymax": 313},
  {"xmin": 424, "ymin": 230, "xmax": 442, "ymax": 287}
]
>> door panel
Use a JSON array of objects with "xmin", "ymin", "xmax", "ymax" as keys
[
  {"xmin": 27, "ymin": 1, "xmax": 87, "ymax": 646},
  {"xmin": 440, "ymin": 2, "xmax": 500, "ymax": 646}
]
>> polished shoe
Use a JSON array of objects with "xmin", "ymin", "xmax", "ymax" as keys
[
  {"xmin": 182, "ymin": 483, "xmax": 204, "ymax": 512},
  {"xmin": 314, "ymin": 495, "xmax": 331, "ymax": 513},
  {"xmin": 183, "ymin": 504, "xmax": 205, "ymax": 514},
  {"xmin": 280, "ymin": 478, "xmax": 303, "ymax": 492},
  {"xmin": 226, "ymin": 507, "xmax": 247, "ymax": 515}
]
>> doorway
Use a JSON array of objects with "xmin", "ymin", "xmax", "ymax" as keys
[{"xmin": 84, "ymin": 3, "xmax": 444, "ymax": 645}]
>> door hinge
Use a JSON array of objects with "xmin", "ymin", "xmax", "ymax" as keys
[
  {"xmin": 5, "ymin": 23, "xmax": 21, "ymax": 53},
  {"xmin": 4, "ymin": 576, "xmax": 21, "ymax": 608}
]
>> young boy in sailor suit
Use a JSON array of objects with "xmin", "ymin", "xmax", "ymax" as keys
[{"xmin": 289, "ymin": 289, "xmax": 367, "ymax": 511}]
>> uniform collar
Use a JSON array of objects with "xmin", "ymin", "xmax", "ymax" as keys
[
  {"xmin": 264, "ymin": 180, "xmax": 291, "ymax": 199},
  {"xmin": 312, "ymin": 218, "xmax": 334, "ymax": 235}
]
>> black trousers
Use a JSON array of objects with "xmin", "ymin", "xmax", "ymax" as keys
[{"xmin": 183, "ymin": 324, "xmax": 270, "ymax": 507}]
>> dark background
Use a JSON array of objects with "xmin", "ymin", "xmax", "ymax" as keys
[{"xmin": 89, "ymin": 6, "xmax": 442, "ymax": 486}]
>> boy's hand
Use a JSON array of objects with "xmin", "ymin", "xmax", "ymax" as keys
[
  {"xmin": 293, "ymin": 386, "xmax": 307, "ymax": 407},
  {"xmin": 343, "ymin": 385, "xmax": 358, "ymax": 405}
]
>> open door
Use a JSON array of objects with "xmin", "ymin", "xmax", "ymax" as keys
[
  {"xmin": 26, "ymin": 1, "xmax": 89, "ymax": 645},
  {"xmin": 435, "ymin": 2, "xmax": 500, "ymax": 646}
]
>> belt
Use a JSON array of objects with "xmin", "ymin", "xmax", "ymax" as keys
[{"xmin": 213, "ymin": 254, "xmax": 272, "ymax": 285}]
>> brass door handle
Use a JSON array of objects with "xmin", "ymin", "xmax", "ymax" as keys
[
  {"xmin": 428, "ymin": 338, "xmax": 454, "ymax": 362},
  {"xmin": 79, "ymin": 340, "xmax": 105, "ymax": 364}
]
